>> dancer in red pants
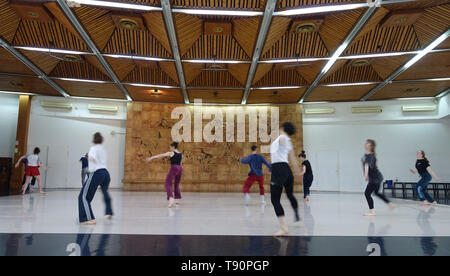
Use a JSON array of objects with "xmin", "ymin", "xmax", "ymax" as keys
[
  {"xmin": 146, "ymin": 142, "xmax": 182, "ymax": 208},
  {"xmin": 241, "ymin": 145, "xmax": 271, "ymax": 206}
]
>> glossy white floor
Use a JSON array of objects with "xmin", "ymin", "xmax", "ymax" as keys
[{"xmin": 0, "ymin": 190, "xmax": 448, "ymax": 237}]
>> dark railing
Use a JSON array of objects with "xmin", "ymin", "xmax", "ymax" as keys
[{"xmin": 383, "ymin": 181, "xmax": 450, "ymax": 205}]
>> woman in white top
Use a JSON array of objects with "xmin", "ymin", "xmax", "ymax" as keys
[
  {"xmin": 269, "ymin": 122, "xmax": 302, "ymax": 236},
  {"xmin": 15, "ymin": 147, "xmax": 47, "ymax": 194},
  {"xmin": 78, "ymin": 132, "xmax": 113, "ymax": 225}
]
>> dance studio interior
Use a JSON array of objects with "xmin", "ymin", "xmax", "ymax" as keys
[{"xmin": 0, "ymin": 0, "xmax": 449, "ymax": 260}]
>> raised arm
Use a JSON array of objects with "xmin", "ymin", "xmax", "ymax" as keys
[
  {"xmin": 427, "ymin": 166, "xmax": 443, "ymax": 181},
  {"xmin": 146, "ymin": 151, "xmax": 174, "ymax": 162},
  {"xmin": 15, "ymin": 156, "xmax": 26, "ymax": 168}
]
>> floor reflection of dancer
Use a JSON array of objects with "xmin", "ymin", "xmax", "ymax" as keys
[
  {"xmin": 241, "ymin": 145, "xmax": 271, "ymax": 206},
  {"xmin": 362, "ymin": 139, "xmax": 396, "ymax": 216},
  {"xmin": 410, "ymin": 150, "xmax": 443, "ymax": 206},
  {"xmin": 298, "ymin": 151, "xmax": 313, "ymax": 201},
  {"xmin": 78, "ymin": 133, "xmax": 113, "ymax": 225},
  {"xmin": 146, "ymin": 142, "xmax": 182, "ymax": 208},
  {"xmin": 15, "ymin": 147, "xmax": 47, "ymax": 194},
  {"xmin": 269, "ymin": 122, "xmax": 301, "ymax": 237}
]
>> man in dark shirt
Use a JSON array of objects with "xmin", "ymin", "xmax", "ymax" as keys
[
  {"xmin": 241, "ymin": 145, "xmax": 272, "ymax": 206},
  {"xmin": 79, "ymin": 153, "xmax": 89, "ymax": 186}
]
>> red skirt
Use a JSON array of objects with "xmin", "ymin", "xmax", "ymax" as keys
[{"xmin": 26, "ymin": 166, "xmax": 40, "ymax": 177}]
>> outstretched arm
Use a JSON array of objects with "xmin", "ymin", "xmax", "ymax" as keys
[
  {"xmin": 410, "ymin": 168, "xmax": 417, "ymax": 174},
  {"xmin": 146, "ymin": 151, "xmax": 174, "ymax": 162},
  {"xmin": 15, "ymin": 156, "xmax": 26, "ymax": 168},
  {"xmin": 427, "ymin": 167, "xmax": 443, "ymax": 181},
  {"xmin": 241, "ymin": 155, "xmax": 251, "ymax": 164},
  {"xmin": 262, "ymin": 157, "xmax": 272, "ymax": 172},
  {"xmin": 37, "ymin": 161, "xmax": 47, "ymax": 171}
]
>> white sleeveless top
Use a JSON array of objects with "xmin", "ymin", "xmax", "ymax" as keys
[{"xmin": 270, "ymin": 134, "xmax": 293, "ymax": 164}]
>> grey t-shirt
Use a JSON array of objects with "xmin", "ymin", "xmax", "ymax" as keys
[{"xmin": 362, "ymin": 153, "xmax": 383, "ymax": 183}]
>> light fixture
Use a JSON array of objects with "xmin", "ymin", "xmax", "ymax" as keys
[
  {"xmin": 14, "ymin": 46, "xmax": 91, "ymax": 55},
  {"xmin": 274, "ymin": 3, "xmax": 367, "ymax": 16},
  {"xmin": 259, "ymin": 57, "xmax": 327, "ymax": 63},
  {"xmin": 253, "ymin": 86, "xmax": 304, "ymax": 90},
  {"xmin": 67, "ymin": 0, "xmax": 162, "ymax": 11},
  {"xmin": 304, "ymin": 107, "xmax": 335, "ymax": 115},
  {"xmin": 88, "ymin": 104, "xmax": 119, "ymax": 112},
  {"xmin": 127, "ymin": 83, "xmax": 179, "ymax": 89},
  {"xmin": 41, "ymin": 101, "xmax": 72, "ymax": 109},
  {"xmin": 402, "ymin": 105, "xmax": 437, "ymax": 112},
  {"xmin": 172, "ymin": 9, "xmax": 262, "ymax": 17},
  {"xmin": 56, "ymin": 78, "xmax": 110, "ymax": 84},
  {"xmin": 322, "ymin": 82, "xmax": 378, "ymax": 87},
  {"xmin": 351, "ymin": 106, "xmax": 383, "ymax": 114},
  {"xmin": 183, "ymin": 59, "xmax": 250, "ymax": 64},
  {"xmin": 404, "ymin": 31, "xmax": 450, "ymax": 70},
  {"xmin": 435, "ymin": 88, "xmax": 449, "ymax": 98},
  {"xmin": 71, "ymin": 96, "xmax": 131, "ymax": 102},
  {"xmin": 104, "ymin": 54, "xmax": 171, "ymax": 62},
  {"xmin": 0, "ymin": 90, "xmax": 37, "ymax": 96}
]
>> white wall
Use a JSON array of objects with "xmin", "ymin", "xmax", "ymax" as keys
[
  {"xmin": 27, "ymin": 96, "xmax": 127, "ymax": 189},
  {"xmin": 303, "ymin": 95, "xmax": 450, "ymax": 193},
  {"xmin": 0, "ymin": 94, "xmax": 19, "ymax": 159}
]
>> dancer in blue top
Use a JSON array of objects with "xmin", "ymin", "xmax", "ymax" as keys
[{"xmin": 241, "ymin": 145, "xmax": 271, "ymax": 206}]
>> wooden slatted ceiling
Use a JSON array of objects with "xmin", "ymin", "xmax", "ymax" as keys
[
  {"xmin": 231, "ymin": 17, "xmax": 261, "ymax": 58},
  {"xmin": 261, "ymin": 17, "xmax": 292, "ymax": 57},
  {"xmin": 49, "ymin": 60, "xmax": 111, "ymax": 81},
  {"xmin": 172, "ymin": 0, "xmax": 265, "ymax": 10},
  {"xmin": 0, "ymin": 48, "xmax": 35, "ymax": 75},
  {"xmin": 19, "ymin": 50, "xmax": 60, "ymax": 75},
  {"xmin": 413, "ymin": 4, "xmax": 450, "ymax": 48},
  {"xmin": 173, "ymin": 13, "xmax": 203, "ymax": 56},
  {"xmin": 305, "ymin": 84, "xmax": 376, "ymax": 102},
  {"xmin": 182, "ymin": 62, "xmax": 204, "ymax": 84},
  {"xmin": 55, "ymin": 79, "xmax": 125, "ymax": 99},
  {"xmin": 294, "ymin": 60, "xmax": 326, "ymax": 83},
  {"xmin": 159, "ymin": 61, "xmax": 180, "ymax": 85},
  {"xmin": 182, "ymin": 35, "xmax": 250, "ymax": 60},
  {"xmin": 396, "ymin": 52, "xmax": 450, "ymax": 81},
  {"xmin": 369, "ymin": 80, "xmax": 450, "ymax": 100},
  {"xmin": 321, "ymin": 63, "xmax": 382, "ymax": 83},
  {"xmin": 141, "ymin": 12, "xmax": 172, "ymax": 55},
  {"xmin": 369, "ymin": 54, "xmax": 412, "ymax": 79},
  {"xmin": 128, "ymin": 0, "xmax": 160, "ymax": 5},
  {"xmin": 123, "ymin": 66, "xmax": 178, "ymax": 86},
  {"xmin": 247, "ymin": 88, "xmax": 306, "ymax": 104},
  {"xmin": 105, "ymin": 57, "xmax": 136, "ymax": 81},
  {"xmin": 384, "ymin": 0, "xmax": 449, "ymax": 11},
  {"xmin": 252, "ymin": 63, "xmax": 274, "ymax": 85},
  {"xmin": 188, "ymin": 71, "xmax": 243, "ymax": 87},
  {"xmin": 0, "ymin": 74, "xmax": 61, "ymax": 96},
  {"xmin": 188, "ymin": 89, "xmax": 244, "ymax": 104},
  {"xmin": 104, "ymin": 28, "xmax": 172, "ymax": 58},
  {"xmin": 13, "ymin": 20, "xmax": 89, "ymax": 51},
  {"xmin": 253, "ymin": 69, "xmax": 308, "ymax": 87},
  {"xmin": 345, "ymin": 25, "xmax": 421, "ymax": 55},
  {"xmin": 261, "ymin": 32, "xmax": 329, "ymax": 59},
  {"xmin": 227, "ymin": 63, "xmax": 250, "ymax": 85},
  {"xmin": 277, "ymin": 0, "xmax": 365, "ymax": 10},
  {"xmin": 44, "ymin": 2, "xmax": 83, "ymax": 41},
  {"xmin": 126, "ymin": 85, "xmax": 184, "ymax": 103},
  {"xmin": 72, "ymin": 6, "xmax": 116, "ymax": 51},
  {"xmin": 0, "ymin": 0, "xmax": 21, "ymax": 43}
]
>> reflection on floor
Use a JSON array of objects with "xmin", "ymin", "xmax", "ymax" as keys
[
  {"xmin": 0, "ymin": 190, "xmax": 449, "ymax": 256},
  {"xmin": 0, "ymin": 190, "xmax": 449, "ymax": 236},
  {"xmin": 1, "ymin": 234, "xmax": 449, "ymax": 256}
]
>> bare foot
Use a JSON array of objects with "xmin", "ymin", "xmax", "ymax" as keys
[
  {"xmin": 305, "ymin": 196, "xmax": 310, "ymax": 202},
  {"xmin": 39, "ymin": 191, "xmax": 46, "ymax": 194},
  {"xmin": 80, "ymin": 220, "xmax": 96, "ymax": 225},
  {"xmin": 419, "ymin": 201, "xmax": 431, "ymax": 206},
  {"xmin": 273, "ymin": 229, "xmax": 289, "ymax": 237},
  {"xmin": 388, "ymin": 203, "xmax": 397, "ymax": 210},
  {"xmin": 168, "ymin": 198, "xmax": 175, "ymax": 208},
  {"xmin": 364, "ymin": 210, "xmax": 376, "ymax": 216},
  {"xmin": 430, "ymin": 201, "xmax": 438, "ymax": 206},
  {"xmin": 105, "ymin": 215, "xmax": 113, "ymax": 220}
]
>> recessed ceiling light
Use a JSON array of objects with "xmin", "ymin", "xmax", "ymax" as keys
[
  {"xmin": 14, "ymin": 46, "xmax": 90, "ymax": 55},
  {"xmin": 274, "ymin": 3, "xmax": 366, "ymax": 16},
  {"xmin": 172, "ymin": 9, "xmax": 262, "ymax": 17},
  {"xmin": 67, "ymin": 0, "xmax": 161, "ymax": 11}
]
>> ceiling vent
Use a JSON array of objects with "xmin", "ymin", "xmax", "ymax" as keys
[
  {"xmin": 405, "ymin": 87, "xmax": 420, "ymax": 92},
  {"xmin": 380, "ymin": 9, "xmax": 423, "ymax": 28},
  {"xmin": 10, "ymin": 2, "xmax": 53, "ymax": 22},
  {"xmin": 204, "ymin": 22, "xmax": 232, "ymax": 35},
  {"xmin": 202, "ymin": 64, "xmax": 228, "ymax": 71},
  {"xmin": 62, "ymin": 55, "xmax": 82, "ymax": 62},
  {"xmin": 290, "ymin": 18, "xmax": 324, "ymax": 34},
  {"xmin": 111, "ymin": 13, "xmax": 144, "ymax": 31},
  {"xmin": 351, "ymin": 59, "xmax": 370, "ymax": 67}
]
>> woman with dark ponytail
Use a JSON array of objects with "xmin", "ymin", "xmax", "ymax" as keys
[
  {"xmin": 410, "ymin": 150, "xmax": 443, "ymax": 206},
  {"xmin": 298, "ymin": 151, "xmax": 313, "ymax": 201},
  {"xmin": 146, "ymin": 142, "xmax": 183, "ymax": 208},
  {"xmin": 362, "ymin": 139, "xmax": 396, "ymax": 216}
]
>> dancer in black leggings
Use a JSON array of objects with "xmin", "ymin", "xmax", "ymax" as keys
[
  {"xmin": 362, "ymin": 139, "xmax": 396, "ymax": 216},
  {"xmin": 269, "ymin": 122, "xmax": 301, "ymax": 236},
  {"xmin": 410, "ymin": 150, "xmax": 443, "ymax": 206},
  {"xmin": 299, "ymin": 151, "xmax": 313, "ymax": 201}
]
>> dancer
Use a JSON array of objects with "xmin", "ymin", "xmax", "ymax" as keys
[
  {"xmin": 298, "ymin": 151, "xmax": 313, "ymax": 201},
  {"xmin": 410, "ymin": 150, "xmax": 443, "ymax": 206},
  {"xmin": 78, "ymin": 132, "xmax": 113, "ymax": 225},
  {"xmin": 362, "ymin": 139, "xmax": 396, "ymax": 216},
  {"xmin": 79, "ymin": 153, "xmax": 89, "ymax": 186},
  {"xmin": 19, "ymin": 158, "xmax": 36, "ymax": 194},
  {"xmin": 270, "ymin": 122, "xmax": 301, "ymax": 237},
  {"xmin": 15, "ymin": 147, "xmax": 46, "ymax": 194},
  {"xmin": 146, "ymin": 142, "xmax": 182, "ymax": 208},
  {"xmin": 241, "ymin": 145, "xmax": 271, "ymax": 206}
]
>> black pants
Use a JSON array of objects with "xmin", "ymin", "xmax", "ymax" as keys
[
  {"xmin": 365, "ymin": 181, "xmax": 390, "ymax": 210},
  {"xmin": 303, "ymin": 176, "xmax": 313, "ymax": 198},
  {"xmin": 270, "ymin": 163, "xmax": 298, "ymax": 217},
  {"xmin": 78, "ymin": 169, "xmax": 113, "ymax": 223}
]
